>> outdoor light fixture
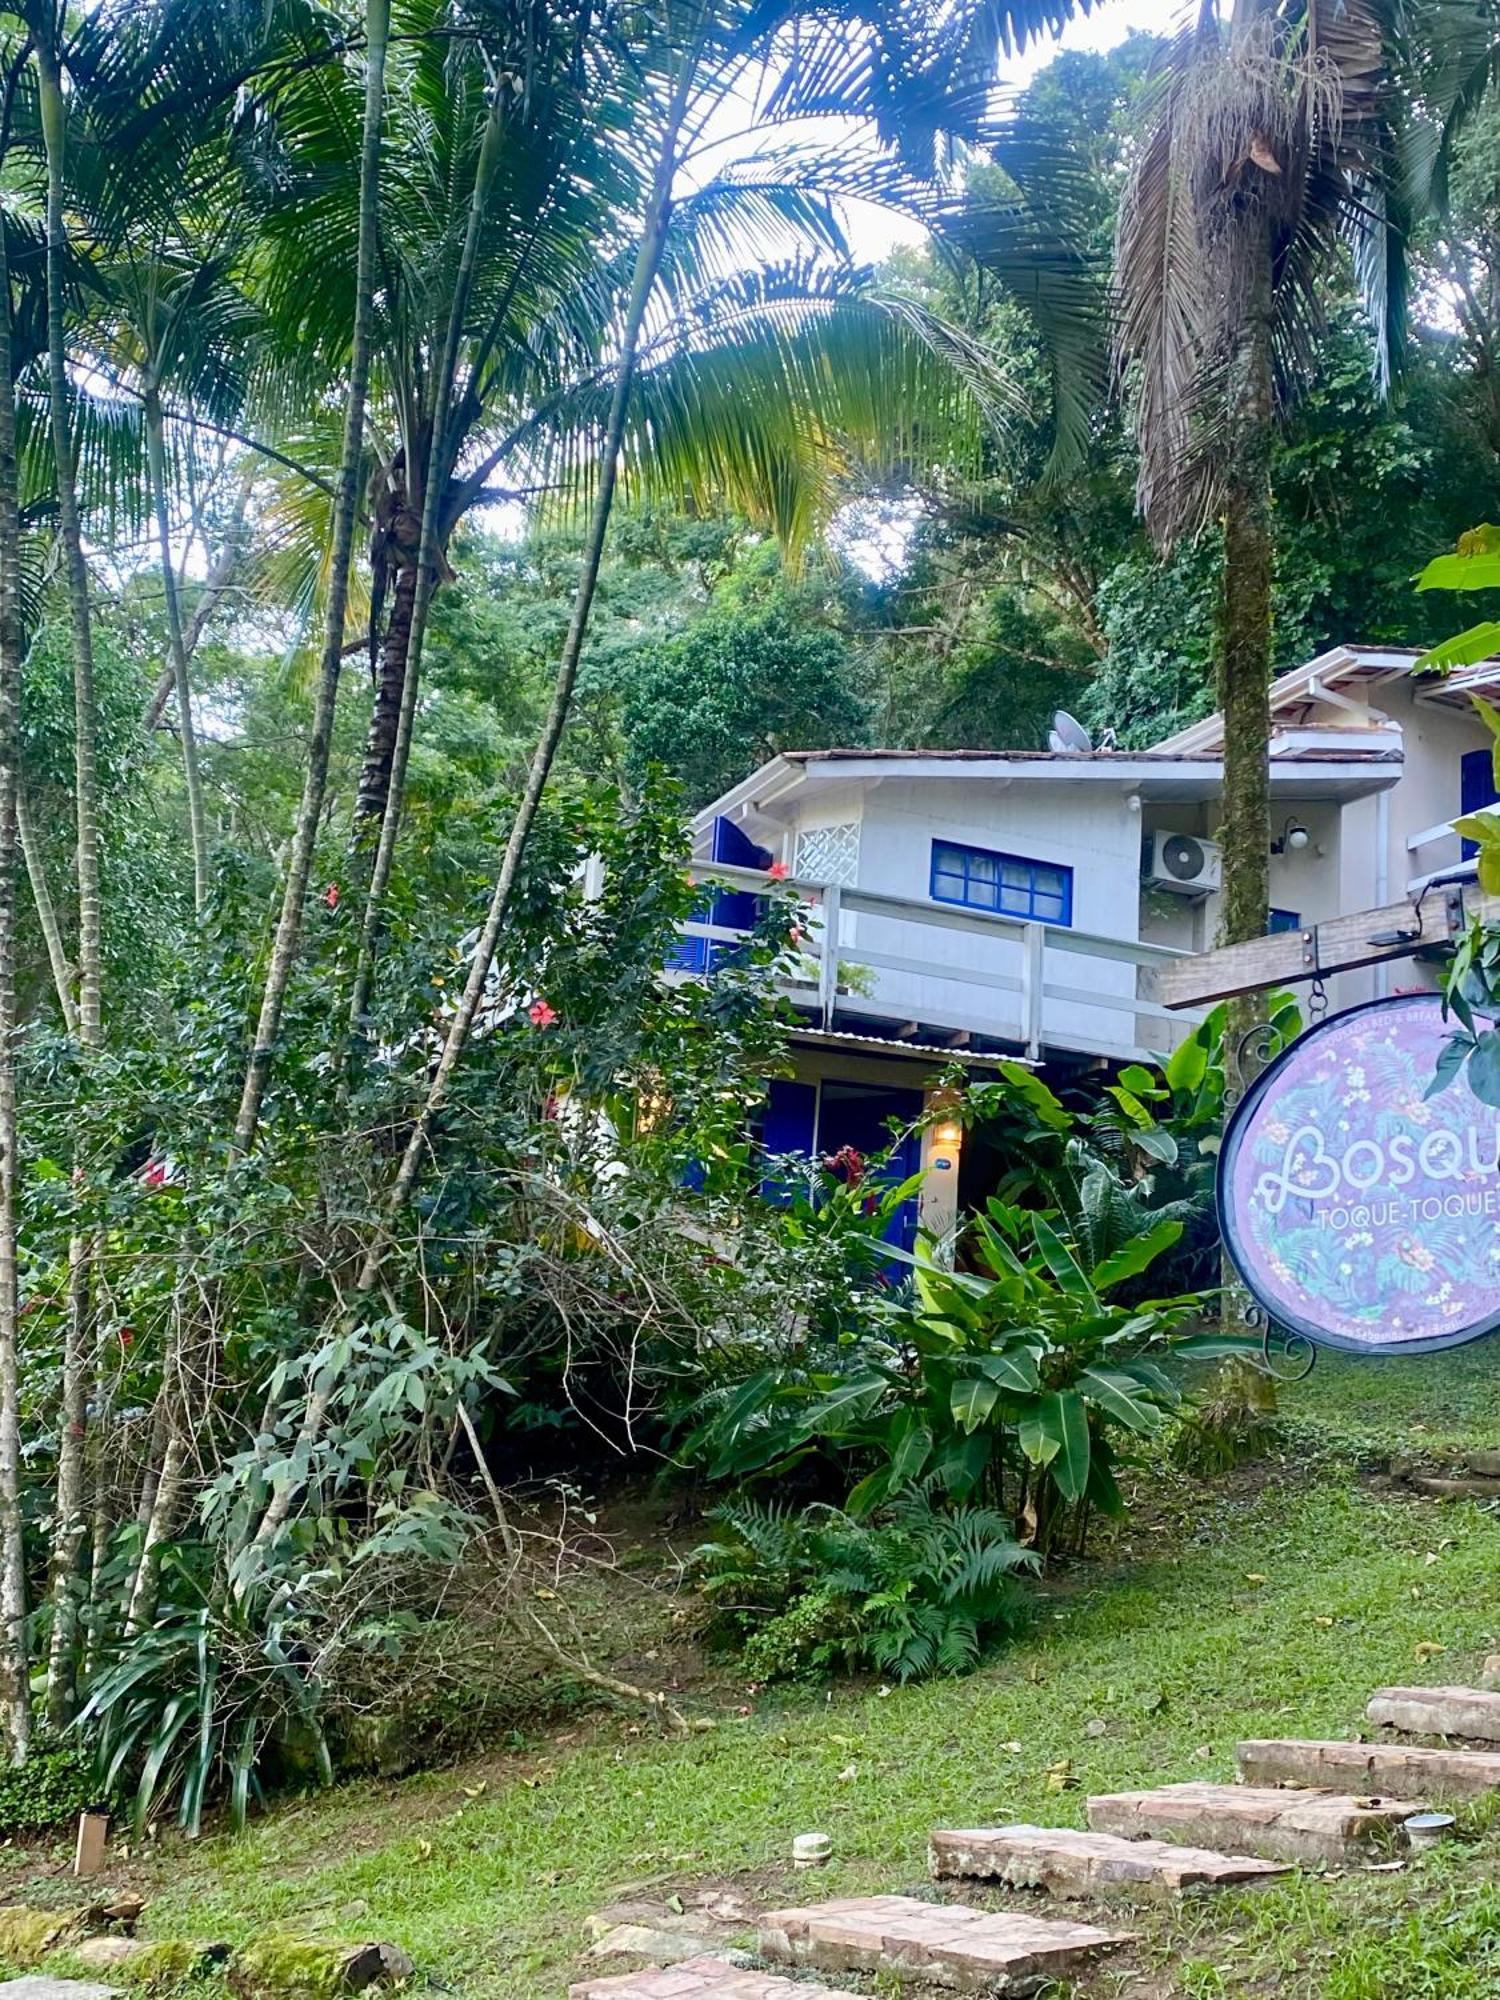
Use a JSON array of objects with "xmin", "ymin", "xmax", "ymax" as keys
[
  {"xmin": 1272, "ymin": 817, "xmax": 1311, "ymax": 854},
  {"xmin": 931, "ymin": 1119, "xmax": 963, "ymax": 1148}
]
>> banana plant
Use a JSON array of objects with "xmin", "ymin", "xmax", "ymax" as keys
[{"xmin": 687, "ymin": 1178, "xmax": 1234, "ymax": 1554}]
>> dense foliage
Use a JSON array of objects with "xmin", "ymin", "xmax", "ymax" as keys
[{"xmin": 0, "ymin": 0, "xmax": 1490, "ymax": 1835}]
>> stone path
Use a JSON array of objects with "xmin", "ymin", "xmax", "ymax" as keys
[
  {"xmin": 757, "ymin": 1895, "xmax": 1129, "ymax": 1993},
  {"xmin": 1086, "ymin": 1782, "xmax": 1419, "ymax": 1866},
  {"xmin": 1368, "ymin": 1684, "xmax": 1500, "ymax": 1741},
  {"xmin": 929, "ymin": 1823, "xmax": 1290, "ymax": 1897},
  {"xmin": 571, "ymin": 1957, "xmax": 868, "ymax": 1999},
  {"xmin": 1238, "ymin": 1737, "xmax": 1500, "ymax": 1799},
  {"xmin": 574, "ymin": 1678, "xmax": 1500, "ymax": 1994}
]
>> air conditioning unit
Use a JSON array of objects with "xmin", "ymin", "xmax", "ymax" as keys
[{"xmin": 1143, "ymin": 829, "xmax": 1222, "ymax": 897}]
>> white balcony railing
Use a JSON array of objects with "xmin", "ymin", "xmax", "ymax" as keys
[{"xmin": 678, "ymin": 863, "xmax": 1207, "ymax": 1066}]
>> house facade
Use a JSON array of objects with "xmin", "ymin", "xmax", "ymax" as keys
[{"xmin": 683, "ymin": 644, "xmax": 1499, "ymax": 1238}]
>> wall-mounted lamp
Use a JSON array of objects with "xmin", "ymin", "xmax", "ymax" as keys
[
  {"xmin": 1124, "ymin": 792, "xmax": 1143, "ymax": 816},
  {"xmin": 931, "ymin": 1119, "xmax": 963, "ymax": 1149},
  {"xmin": 1271, "ymin": 817, "xmax": 1310, "ymax": 855}
]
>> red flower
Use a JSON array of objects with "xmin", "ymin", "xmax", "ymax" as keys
[
  {"xmin": 766, "ymin": 859, "xmax": 791, "ymax": 880},
  {"xmin": 324, "ymin": 883, "xmax": 340, "ymax": 910},
  {"xmin": 118, "ymin": 1327, "xmax": 133, "ymax": 1349},
  {"xmin": 528, "ymin": 1000, "xmax": 558, "ymax": 1028},
  {"xmin": 823, "ymin": 1144, "xmax": 865, "ymax": 1186}
]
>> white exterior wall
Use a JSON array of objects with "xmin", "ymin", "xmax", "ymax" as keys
[{"xmin": 785, "ymin": 776, "xmax": 1147, "ymax": 1059}]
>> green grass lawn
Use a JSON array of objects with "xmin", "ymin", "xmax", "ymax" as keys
[{"xmin": 16, "ymin": 1345, "xmax": 1500, "ymax": 1998}]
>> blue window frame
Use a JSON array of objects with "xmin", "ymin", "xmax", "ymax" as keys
[
  {"xmin": 1268, "ymin": 906, "xmax": 1301, "ymax": 934},
  {"xmin": 930, "ymin": 839, "xmax": 1073, "ymax": 925}
]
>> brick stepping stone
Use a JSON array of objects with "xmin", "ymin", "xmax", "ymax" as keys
[
  {"xmin": 1087, "ymin": 1782, "xmax": 1420, "ymax": 1867},
  {"xmin": 757, "ymin": 1893, "xmax": 1129, "ymax": 1993},
  {"xmin": 1410, "ymin": 1475, "xmax": 1500, "ymax": 1500},
  {"xmin": 929, "ymin": 1823, "xmax": 1290, "ymax": 1898},
  {"xmin": 570, "ymin": 1955, "xmax": 867, "ymax": 1999},
  {"xmin": 1368, "ymin": 1685, "xmax": 1500, "ymax": 1742},
  {"xmin": 1240, "ymin": 1737, "xmax": 1500, "ymax": 1799}
]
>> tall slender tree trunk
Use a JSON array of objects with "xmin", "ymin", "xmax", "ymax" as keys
[
  {"xmin": 37, "ymin": 36, "xmax": 100, "ymax": 1043},
  {"xmin": 142, "ymin": 472, "xmax": 251, "ymax": 734},
  {"xmin": 1216, "ymin": 226, "xmax": 1278, "ymax": 1413},
  {"xmin": 145, "ymin": 384, "xmax": 210, "ymax": 911},
  {"xmin": 346, "ymin": 86, "xmax": 507, "ymax": 1034},
  {"xmin": 17, "ymin": 781, "xmax": 76, "ymax": 1035},
  {"xmin": 232, "ymin": 0, "xmax": 392, "ymax": 1155},
  {"xmin": 1216, "ymin": 240, "xmax": 1274, "ymax": 953},
  {"xmin": 360, "ymin": 59, "xmax": 696, "ymax": 1283},
  {"xmin": 354, "ymin": 559, "xmax": 419, "ymax": 828},
  {"xmin": 37, "ymin": 32, "xmax": 102, "ymax": 1723},
  {"xmin": 0, "ymin": 198, "xmax": 29, "ymax": 1764}
]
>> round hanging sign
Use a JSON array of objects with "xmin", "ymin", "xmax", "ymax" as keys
[{"xmin": 1217, "ymin": 993, "xmax": 1500, "ymax": 1356}]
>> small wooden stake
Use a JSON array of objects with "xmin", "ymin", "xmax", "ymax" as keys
[{"xmin": 74, "ymin": 1808, "xmax": 108, "ymax": 1875}]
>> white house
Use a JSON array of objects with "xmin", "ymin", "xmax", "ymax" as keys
[{"xmin": 682, "ymin": 643, "xmax": 1499, "ymax": 1238}]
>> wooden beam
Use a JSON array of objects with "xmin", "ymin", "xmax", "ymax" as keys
[{"xmin": 1158, "ymin": 883, "xmax": 1500, "ymax": 1010}]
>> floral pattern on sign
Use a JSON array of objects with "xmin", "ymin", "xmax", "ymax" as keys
[{"xmin": 1221, "ymin": 995, "xmax": 1500, "ymax": 1353}]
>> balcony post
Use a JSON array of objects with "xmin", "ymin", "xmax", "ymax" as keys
[
  {"xmin": 818, "ymin": 883, "xmax": 841, "ymax": 1029},
  {"xmin": 1022, "ymin": 920, "xmax": 1045, "ymax": 1059}
]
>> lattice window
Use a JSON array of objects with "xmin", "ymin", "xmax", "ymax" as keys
[{"xmin": 795, "ymin": 821, "xmax": 859, "ymax": 886}]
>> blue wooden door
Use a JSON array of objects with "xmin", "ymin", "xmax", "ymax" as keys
[
  {"xmin": 816, "ymin": 1082, "xmax": 925, "ymax": 1254},
  {"xmin": 669, "ymin": 816, "xmax": 770, "ymax": 971}
]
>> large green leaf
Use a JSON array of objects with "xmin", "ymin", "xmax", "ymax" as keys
[
  {"xmin": 1022, "ymin": 1389, "xmax": 1091, "ymax": 1500},
  {"xmin": 976, "ymin": 1346, "xmax": 1042, "ymax": 1393},
  {"xmin": 1165, "ymin": 1030, "xmax": 1209, "ymax": 1094},
  {"xmin": 1091, "ymin": 1217, "xmax": 1183, "ymax": 1292},
  {"xmin": 1030, "ymin": 1213, "xmax": 1096, "ymax": 1303},
  {"xmin": 951, "ymin": 1376, "xmax": 1000, "ymax": 1433},
  {"xmin": 888, "ymin": 1422, "xmax": 934, "ymax": 1489},
  {"xmin": 1080, "ymin": 1366, "xmax": 1165, "ymax": 1435}
]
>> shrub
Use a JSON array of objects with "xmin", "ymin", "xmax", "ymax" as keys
[
  {"xmin": 0, "ymin": 1732, "xmax": 98, "ymax": 1834},
  {"xmin": 694, "ymin": 1493, "xmax": 1037, "ymax": 1681}
]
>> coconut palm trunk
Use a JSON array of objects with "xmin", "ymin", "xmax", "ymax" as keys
[
  {"xmin": 232, "ymin": 0, "xmax": 392, "ymax": 1154},
  {"xmin": 361, "ymin": 49, "xmax": 699, "ymax": 1276},
  {"xmin": 145, "ymin": 382, "xmax": 210, "ymax": 911},
  {"xmin": 0, "ymin": 204, "xmax": 29, "ymax": 1764}
]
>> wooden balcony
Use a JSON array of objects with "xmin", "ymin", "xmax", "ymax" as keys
[{"xmin": 677, "ymin": 863, "xmax": 1208, "ymax": 1067}]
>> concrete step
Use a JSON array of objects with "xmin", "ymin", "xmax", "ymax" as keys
[
  {"xmin": 1239, "ymin": 1737, "xmax": 1500, "ymax": 1800},
  {"xmin": 929, "ymin": 1823, "xmax": 1290, "ymax": 1898},
  {"xmin": 1086, "ymin": 1782, "xmax": 1420, "ymax": 1867},
  {"xmin": 1410, "ymin": 1476, "xmax": 1500, "ymax": 1501},
  {"xmin": 757, "ymin": 1894, "xmax": 1130, "ymax": 1993},
  {"xmin": 1368, "ymin": 1685, "xmax": 1500, "ymax": 1742},
  {"xmin": 570, "ymin": 1956, "xmax": 867, "ymax": 1999}
]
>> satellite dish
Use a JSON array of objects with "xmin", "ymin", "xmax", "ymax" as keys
[{"xmin": 1048, "ymin": 709, "xmax": 1093, "ymax": 754}]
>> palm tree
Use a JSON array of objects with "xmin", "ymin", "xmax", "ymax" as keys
[
  {"xmin": 1114, "ymin": 0, "xmax": 1402, "ymax": 948},
  {"xmin": 359, "ymin": 0, "xmax": 1107, "ymax": 1255},
  {"xmin": 232, "ymin": 0, "xmax": 392, "ymax": 1154}
]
